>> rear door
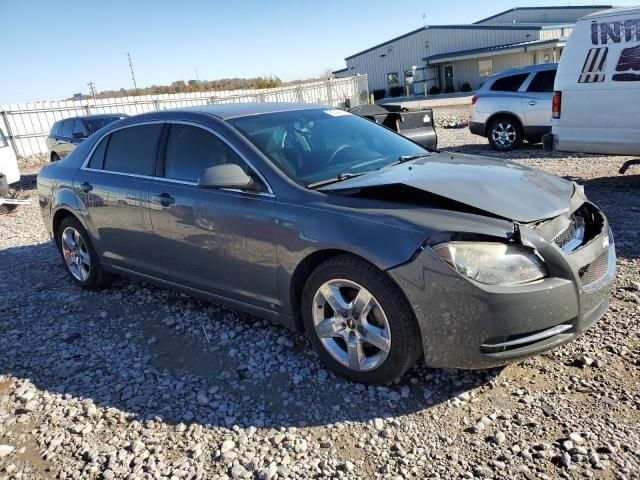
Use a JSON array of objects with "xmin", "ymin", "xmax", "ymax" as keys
[
  {"xmin": 521, "ymin": 69, "xmax": 556, "ymax": 128},
  {"xmin": 57, "ymin": 119, "xmax": 75, "ymax": 158},
  {"xmin": 74, "ymin": 122, "xmax": 163, "ymax": 274},
  {"xmin": 146, "ymin": 122, "xmax": 279, "ymax": 310}
]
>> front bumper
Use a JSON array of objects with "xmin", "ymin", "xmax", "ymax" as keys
[{"xmin": 388, "ymin": 209, "xmax": 616, "ymax": 369}]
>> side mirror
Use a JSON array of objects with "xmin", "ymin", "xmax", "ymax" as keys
[
  {"xmin": 198, "ymin": 163, "xmax": 255, "ymax": 190},
  {"xmin": 72, "ymin": 131, "xmax": 87, "ymax": 139}
]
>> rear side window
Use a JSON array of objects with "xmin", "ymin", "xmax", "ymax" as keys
[
  {"xmin": 490, "ymin": 73, "xmax": 529, "ymax": 92},
  {"xmin": 163, "ymin": 124, "xmax": 249, "ymax": 183},
  {"xmin": 60, "ymin": 120, "xmax": 74, "ymax": 138},
  {"xmin": 103, "ymin": 124, "xmax": 162, "ymax": 175},
  {"xmin": 87, "ymin": 137, "xmax": 109, "ymax": 169},
  {"xmin": 526, "ymin": 70, "xmax": 557, "ymax": 92}
]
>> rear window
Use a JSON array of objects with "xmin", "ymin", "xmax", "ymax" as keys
[
  {"xmin": 526, "ymin": 70, "xmax": 557, "ymax": 93},
  {"xmin": 490, "ymin": 73, "xmax": 529, "ymax": 92},
  {"xmin": 85, "ymin": 117, "xmax": 122, "ymax": 134},
  {"xmin": 87, "ymin": 136, "xmax": 109, "ymax": 169},
  {"xmin": 103, "ymin": 124, "xmax": 162, "ymax": 175}
]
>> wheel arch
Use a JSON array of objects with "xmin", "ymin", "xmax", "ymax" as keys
[
  {"xmin": 52, "ymin": 208, "xmax": 79, "ymax": 247},
  {"xmin": 484, "ymin": 111, "xmax": 524, "ymax": 137},
  {"xmin": 289, "ymin": 249, "xmax": 412, "ymax": 332}
]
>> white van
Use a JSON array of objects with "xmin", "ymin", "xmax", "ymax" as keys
[
  {"xmin": 0, "ymin": 126, "xmax": 20, "ymax": 189},
  {"xmin": 544, "ymin": 6, "xmax": 640, "ymax": 156}
]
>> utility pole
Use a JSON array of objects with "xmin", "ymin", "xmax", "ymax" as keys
[
  {"xmin": 422, "ymin": 13, "xmax": 426, "ymax": 27},
  {"xmin": 87, "ymin": 82, "xmax": 97, "ymax": 101},
  {"xmin": 127, "ymin": 52, "xmax": 138, "ymax": 91}
]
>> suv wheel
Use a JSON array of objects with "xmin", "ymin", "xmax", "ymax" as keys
[
  {"xmin": 301, "ymin": 255, "xmax": 421, "ymax": 384},
  {"xmin": 488, "ymin": 117, "xmax": 522, "ymax": 151}
]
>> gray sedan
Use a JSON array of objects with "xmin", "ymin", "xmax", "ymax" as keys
[{"xmin": 36, "ymin": 103, "xmax": 615, "ymax": 384}]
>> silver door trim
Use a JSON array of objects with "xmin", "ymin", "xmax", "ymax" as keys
[{"xmin": 79, "ymin": 119, "xmax": 275, "ymax": 197}]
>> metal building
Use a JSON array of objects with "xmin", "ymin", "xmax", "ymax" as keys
[{"xmin": 333, "ymin": 5, "xmax": 611, "ymax": 96}]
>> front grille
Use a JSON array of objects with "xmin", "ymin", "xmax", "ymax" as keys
[
  {"xmin": 579, "ymin": 249, "xmax": 609, "ymax": 287},
  {"xmin": 554, "ymin": 216, "xmax": 577, "ymax": 249}
]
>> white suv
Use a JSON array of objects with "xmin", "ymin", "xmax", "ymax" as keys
[{"xmin": 469, "ymin": 64, "xmax": 557, "ymax": 151}]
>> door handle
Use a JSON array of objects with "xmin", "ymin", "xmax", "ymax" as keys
[
  {"xmin": 152, "ymin": 193, "xmax": 175, "ymax": 207},
  {"xmin": 528, "ymin": 101, "xmax": 537, "ymax": 105},
  {"xmin": 81, "ymin": 181, "xmax": 93, "ymax": 193}
]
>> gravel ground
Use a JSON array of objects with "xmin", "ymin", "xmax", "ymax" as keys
[{"xmin": 1, "ymin": 106, "xmax": 639, "ymax": 480}]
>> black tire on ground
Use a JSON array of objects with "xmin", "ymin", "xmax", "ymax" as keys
[
  {"xmin": 56, "ymin": 216, "xmax": 113, "ymax": 289},
  {"xmin": 301, "ymin": 254, "xmax": 422, "ymax": 385},
  {"xmin": 51, "ymin": 152, "xmax": 60, "ymax": 162},
  {"xmin": 487, "ymin": 116, "xmax": 523, "ymax": 151}
]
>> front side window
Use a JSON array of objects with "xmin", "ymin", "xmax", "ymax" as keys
[
  {"xmin": 0, "ymin": 128, "xmax": 8, "ymax": 148},
  {"xmin": 228, "ymin": 109, "xmax": 429, "ymax": 186},
  {"xmin": 478, "ymin": 59, "xmax": 493, "ymax": 77},
  {"xmin": 163, "ymin": 124, "xmax": 252, "ymax": 184},
  {"xmin": 60, "ymin": 120, "xmax": 74, "ymax": 138},
  {"xmin": 526, "ymin": 69, "xmax": 556, "ymax": 92},
  {"xmin": 85, "ymin": 117, "xmax": 123, "ymax": 134},
  {"xmin": 72, "ymin": 119, "xmax": 89, "ymax": 138},
  {"xmin": 103, "ymin": 124, "xmax": 162, "ymax": 175},
  {"xmin": 490, "ymin": 73, "xmax": 529, "ymax": 92}
]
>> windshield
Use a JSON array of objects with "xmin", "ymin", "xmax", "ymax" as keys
[
  {"xmin": 228, "ymin": 109, "xmax": 429, "ymax": 186},
  {"xmin": 85, "ymin": 117, "xmax": 123, "ymax": 134}
]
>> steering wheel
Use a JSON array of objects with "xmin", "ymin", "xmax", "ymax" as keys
[{"xmin": 327, "ymin": 145, "xmax": 354, "ymax": 165}]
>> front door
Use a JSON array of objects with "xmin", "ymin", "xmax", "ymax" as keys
[
  {"xmin": 74, "ymin": 123, "xmax": 163, "ymax": 274},
  {"xmin": 444, "ymin": 65, "xmax": 454, "ymax": 91},
  {"xmin": 146, "ymin": 122, "xmax": 279, "ymax": 310}
]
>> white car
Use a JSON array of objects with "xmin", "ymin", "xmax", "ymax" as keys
[
  {"xmin": 543, "ymin": 6, "xmax": 640, "ymax": 166},
  {"xmin": 469, "ymin": 63, "xmax": 557, "ymax": 151},
  {"xmin": 0, "ymin": 126, "xmax": 20, "ymax": 192}
]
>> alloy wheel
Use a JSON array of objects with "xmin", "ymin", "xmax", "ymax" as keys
[
  {"xmin": 61, "ymin": 226, "xmax": 91, "ymax": 281},
  {"xmin": 312, "ymin": 279, "xmax": 391, "ymax": 372},
  {"xmin": 491, "ymin": 122, "xmax": 517, "ymax": 148}
]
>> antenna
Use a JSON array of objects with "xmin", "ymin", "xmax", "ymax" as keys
[{"xmin": 127, "ymin": 52, "xmax": 138, "ymax": 91}]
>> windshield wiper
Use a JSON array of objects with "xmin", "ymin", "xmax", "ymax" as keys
[
  {"xmin": 307, "ymin": 172, "xmax": 367, "ymax": 189},
  {"xmin": 386, "ymin": 152, "xmax": 431, "ymax": 168}
]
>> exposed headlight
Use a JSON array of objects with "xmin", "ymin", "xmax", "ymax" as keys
[{"xmin": 432, "ymin": 242, "xmax": 547, "ymax": 286}]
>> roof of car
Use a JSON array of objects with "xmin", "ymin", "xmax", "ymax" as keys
[
  {"xmin": 489, "ymin": 63, "xmax": 558, "ymax": 79},
  {"xmin": 55, "ymin": 114, "xmax": 127, "ymax": 122},
  {"xmin": 177, "ymin": 102, "xmax": 328, "ymax": 119}
]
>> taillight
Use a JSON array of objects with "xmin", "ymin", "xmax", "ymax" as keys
[
  {"xmin": 471, "ymin": 95, "xmax": 478, "ymax": 106},
  {"xmin": 552, "ymin": 91, "xmax": 562, "ymax": 119}
]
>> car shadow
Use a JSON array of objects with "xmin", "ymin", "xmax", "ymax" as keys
[{"xmin": 0, "ymin": 241, "xmax": 502, "ymax": 429}]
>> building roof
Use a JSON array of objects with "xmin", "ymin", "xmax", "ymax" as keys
[
  {"xmin": 473, "ymin": 5, "xmax": 611, "ymax": 24},
  {"xmin": 331, "ymin": 67, "xmax": 348, "ymax": 75},
  {"xmin": 424, "ymin": 38, "xmax": 567, "ymax": 64},
  {"xmin": 344, "ymin": 24, "xmax": 545, "ymax": 61}
]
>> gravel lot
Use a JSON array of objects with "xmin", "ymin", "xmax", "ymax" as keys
[{"xmin": 1, "ymin": 106, "xmax": 639, "ymax": 480}]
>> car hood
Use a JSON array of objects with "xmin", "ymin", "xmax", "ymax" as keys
[{"xmin": 320, "ymin": 153, "xmax": 573, "ymax": 223}]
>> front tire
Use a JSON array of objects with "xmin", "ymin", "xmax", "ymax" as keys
[
  {"xmin": 488, "ymin": 117, "xmax": 522, "ymax": 151},
  {"xmin": 57, "ymin": 216, "xmax": 112, "ymax": 289},
  {"xmin": 301, "ymin": 255, "xmax": 421, "ymax": 385}
]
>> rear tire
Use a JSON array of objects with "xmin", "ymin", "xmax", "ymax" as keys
[
  {"xmin": 487, "ymin": 117, "xmax": 523, "ymax": 151},
  {"xmin": 301, "ymin": 255, "xmax": 421, "ymax": 385},
  {"xmin": 56, "ymin": 216, "xmax": 113, "ymax": 289},
  {"xmin": 51, "ymin": 152, "xmax": 60, "ymax": 162}
]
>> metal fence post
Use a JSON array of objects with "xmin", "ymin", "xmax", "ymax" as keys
[
  {"xmin": 0, "ymin": 111, "xmax": 21, "ymax": 159},
  {"xmin": 84, "ymin": 104, "xmax": 91, "ymax": 115}
]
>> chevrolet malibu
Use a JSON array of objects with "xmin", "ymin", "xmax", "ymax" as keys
[{"xmin": 36, "ymin": 103, "xmax": 616, "ymax": 385}]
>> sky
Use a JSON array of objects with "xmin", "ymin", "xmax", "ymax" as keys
[{"xmin": 1, "ymin": 0, "xmax": 636, "ymax": 104}]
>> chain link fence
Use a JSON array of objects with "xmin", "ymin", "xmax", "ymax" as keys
[{"xmin": 1, "ymin": 75, "xmax": 369, "ymax": 159}]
